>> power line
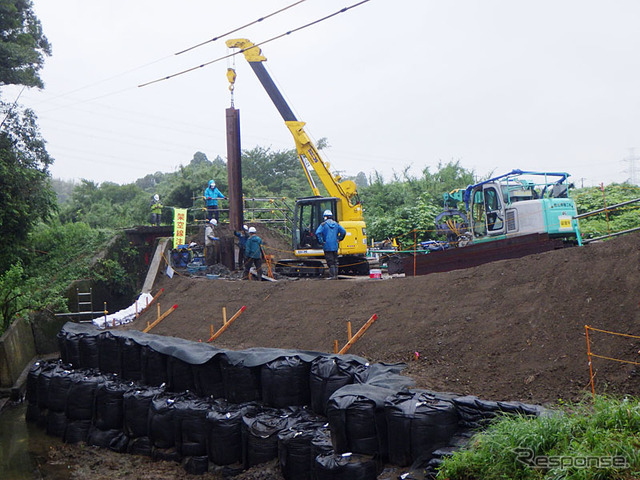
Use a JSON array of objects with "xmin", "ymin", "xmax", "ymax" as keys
[
  {"xmin": 174, "ymin": 0, "xmax": 308, "ymax": 56},
  {"xmin": 138, "ymin": 0, "xmax": 371, "ymax": 88}
]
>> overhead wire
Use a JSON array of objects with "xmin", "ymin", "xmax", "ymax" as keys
[
  {"xmin": 174, "ymin": 0, "xmax": 308, "ymax": 56},
  {"xmin": 138, "ymin": 0, "xmax": 371, "ymax": 88}
]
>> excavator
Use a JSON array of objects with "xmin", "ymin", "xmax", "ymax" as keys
[
  {"xmin": 227, "ymin": 38, "xmax": 369, "ymax": 276},
  {"xmin": 438, "ymin": 169, "xmax": 583, "ymax": 246}
]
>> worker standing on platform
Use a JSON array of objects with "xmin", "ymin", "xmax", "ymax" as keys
[
  {"xmin": 243, "ymin": 227, "xmax": 264, "ymax": 280},
  {"xmin": 315, "ymin": 210, "xmax": 346, "ymax": 280},
  {"xmin": 204, "ymin": 180, "xmax": 227, "ymax": 222},
  {"xmin": 205, "ymin": 219, "xmax": 219, "ymax": 265},
  {"xmin": 150, "ymin": 194, "xmax": 163, "ymax": 226}
]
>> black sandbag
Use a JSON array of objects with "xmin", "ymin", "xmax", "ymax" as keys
[
  {"xmin": 242, "ymin": 408, "xmax": 302, "ymax": 469},
  {"xmin": 46, "ymin": 410, "xmax": 68, "ymax": 438},
  {"xmin": 148, "ymin": 393, "xmax": 180, "ymax": 449},
  {"xmin": 309, "ymin": 357, "xmax": 358, "ymax": 416},
  {"xmin": 87, "ymin": 426, "xmax": 124, "ymax": 449},
  {"xmin": 220, "ymin": 356, "xmax": 261, "ymax": 404},
  {"xmin": 182, "ymin": 455, "xmax": 209, "ymax": 475},
  {"xmin": 62, "ymin": 331, "xmax": 81, "ymax": 367},
  {"xmin": 26, "ymin": 361, "xmax": 44, "ymax": 404},
  {"xmin": 123, "ymin": 386, "xmax": 164, "ymax": 438},
  {"xmin": 47, "ymin": 367, "xmax": 74, "ymax": 412},
  {"xmin": 206, "ymin": 403, "xmax": 255, "ymax": 466},
  {"xmin": 79, "ymin": 334, "xmax": 99, "ymax": 368},
  {"xmin": 64, "ymin": 419, "xmax": 92, "ymax": 444},
  {"xmin": 174, "ymin": 395, "xmax": 211, "ymax": 457},
  {"xmin": 56, "ymin": 330, "xmax": 68, "ymax": 364},
  {"xmin": 36, "ymin": 361, "xmax": 60, "ymax": 409},
  {"xmin": 326, "ymin": 384, "xmax": 396, "ymax": 458},
  {"xmin": 353, "ymin": 362, "xmax": 413, "ymax": 390},
  {"xmin": 166, "ymin": 356, "xmax": 196, "ymax": 392},
  {"xmin": 120, "ymin": 337, "xmax": 143, "ymax": 381},
  {"xmin": 261, "ymin": 356, "xmax": 311, "ymax": 408},
  {"xmin": 66, "ymin": 371, "xmax": 105, "ymax": 421},
  {"xmin": 193, "ymin": 357, "xmax": 224, "ymax": 398},
  {"xmin": 384, "ymin": 390, "xmax": 459, "ymax": 467},
  {"xmin": 25, "ymin": 402, "xmax": 41, "ymax": 423},
  {"xmin": 278, "ymin": 422, "xmax": 326, "ymax": 480},
  {"xmin": 94, "ymin": 380, "xmax": 129, "ymax": 431},
  {"xmin": 127, "ymin": 436, "xmax": 152, "ymax": 456},
  {"xmin": 311, "ymin": 425, "xmax": 334, "ymax": 460},
  {"xmin": 314, "ymin": 452, "xmax": 378, "ymax": 480},
  {"xmin": 97, "ymin": 331, "xmax": 122, "ymax": 375},
  {"xmin": 140, "ymin": 345, "xmax": 168, "ymax": 387}
]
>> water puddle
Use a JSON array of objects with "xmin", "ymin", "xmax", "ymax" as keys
[{"xmin": 0, "ymin": 402, "xmax": 70, "ymax": 480}]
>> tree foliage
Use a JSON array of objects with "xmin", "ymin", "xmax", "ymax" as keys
[
  {"xmin": 0, "ymin": 0, "xmax": 51, "ymax": 88},
  {"xmin": 573, "ymin": 183, "xmax": 640, "ymax": 239},
  {"xmin": 360, "ymin": 160, "xmax": 476, "ymax": 245},
  {"xmin": 0, "ymin": 104, "xmax": 56, "ymax": 270}
]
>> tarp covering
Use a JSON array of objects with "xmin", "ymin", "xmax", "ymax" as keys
[
  {"xmin": 92, "ymin": 292, "xmax": 154, "ymax": 329},
  {"xmin": 33, "ymin": 323, "xmax": 547, "ymax": 478}
]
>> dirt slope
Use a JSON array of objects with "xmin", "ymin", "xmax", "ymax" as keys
[{"xmin": 129, "ymin": 231, "xmax": 640, "ymax": 406}]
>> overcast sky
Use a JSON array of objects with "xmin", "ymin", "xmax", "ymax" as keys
[{"xmin": 6, "ymin": 0, "xmax": 640, "ymax": 187}]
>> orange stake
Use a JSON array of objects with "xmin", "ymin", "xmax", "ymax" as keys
[
  {"xmin": 585, "ymin": 325, "xmax": 596, "ymax": 399},
  {"xmin": 143, "ymin": 304, "xmax": 178, "ymax": 333},
  {"xmin": 339, "ymin": 314, "xmax": 378, "ymax": 354},
  {"xmin": 208, "ymin": 306, "xmax": 247, "ymax": 342}
]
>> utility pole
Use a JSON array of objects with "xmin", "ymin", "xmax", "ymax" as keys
[{"xmin": 622, "ymin": 148, "xmax": 640, "ymax": 185}]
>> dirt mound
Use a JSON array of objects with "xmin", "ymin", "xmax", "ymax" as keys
[{"xmin": 130, "ymin": 231, "xmax": 640, "ymax": 405}]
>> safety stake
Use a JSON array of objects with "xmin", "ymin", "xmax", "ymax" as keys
[
  {"xmin": 333, "ymin": 340, "xmax": 339, "ymax": 354},
  {"xmin": 347, "ymin": 321, "xmax": 352, "ymax": 341},
  {"xmin": 208, "ymin": 306, "xmax": 247, "ymax": 342},
  {"xmin": 338, "ymin": 314, "xmax": 378, "ymax": 354},
  {"xmin": 585, "ymin": 325, "xmax": 596, "ymax": 400},
  {"xmin": 223, "ymin": 306, "xmax": 227, "ymax": 325},
  {"xmin": 143, "ymin": 304, "xmax": 178, "ymax": 333}
]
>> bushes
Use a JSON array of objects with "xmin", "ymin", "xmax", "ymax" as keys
[{"xmin": 437, "ymin": 395, "xmax": 640, "ymax": 480}]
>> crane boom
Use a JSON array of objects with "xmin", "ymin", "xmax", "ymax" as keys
[{"xmin": 226, "ymin": 38, "xmax": 363, "ymax": 223}]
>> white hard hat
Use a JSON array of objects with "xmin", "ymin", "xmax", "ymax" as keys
[
  {"xmin": 243, "ymin": 225, "xmax": 248, "ymax": 231},
  {"xmin": 323, "ymin": 210, "xmax": 333, "ymax": 217},
  {"xmin": 210, "ymin": 219, "xmax": 217, "ymax": 225},
  {"xmin": 153, "ymin": 194, "xmax": 160, "ymax": 201},
  {"xmin": 248, "ymin": 226, "xmax": 257, "ymax": 233}
]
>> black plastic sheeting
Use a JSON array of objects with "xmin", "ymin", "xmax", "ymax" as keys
[
  {"xmin": 384, "ymin": 390, "xmax": 459, "ymax": 467},
  {"xmin": 278, "ymin": 420, "xmax": 327, "ymax": 480},
  {"xmin": 261, "ymin": 356, "xmax": 311, "ymax": 408},
  {"xmin": 309, "ymin": 357, "xmax": 361, "ymax": 416},
  {"xmin": 326, "ymin": 384, "xmax": 398, "ymax": 459},
  {"xmin": 29, "ymin": 322, "xmax": 546, "ymax": 478},
  {"xmin": 314, "ymin": 452, "xmax": 379, "ymax": 480}
]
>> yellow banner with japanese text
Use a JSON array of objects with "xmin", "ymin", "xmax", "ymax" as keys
[{"xmin": 173, "ymin": 208, "xmax": 188, "ymax": 249}]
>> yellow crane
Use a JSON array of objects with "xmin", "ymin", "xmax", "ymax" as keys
[{"xmin": 227, "ymin": 38, "xmax": 369, "ymax": 276}]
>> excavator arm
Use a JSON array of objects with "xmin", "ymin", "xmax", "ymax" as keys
[{"xmin": 226, "ymin": 38, "xmax": 362, "ymax": 221}]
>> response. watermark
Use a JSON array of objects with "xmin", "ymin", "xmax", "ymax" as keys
[{"xmin": 514, "ymin": 447, "xmax": 629, "ymax": 469}]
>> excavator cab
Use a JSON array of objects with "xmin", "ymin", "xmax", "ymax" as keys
[{"xmin": 293, "ymin": 197, "xmax": 338, "ymax": 253}]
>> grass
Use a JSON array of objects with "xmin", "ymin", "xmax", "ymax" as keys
[{"xmin": 437, "ymin": 395, "xmax": 640, "ymax": 480}]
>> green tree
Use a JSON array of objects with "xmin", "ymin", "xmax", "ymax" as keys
[
  {"xmin": 573, "ymin": 183, "xmax": 640, "ymax": 238},
  {"xmin": 0, "ymin": 105, "xmax": 56, "ymax": 270},
  {"xmin": 0, "ymin": 0, "xmax": 51, "ymax": 88}
]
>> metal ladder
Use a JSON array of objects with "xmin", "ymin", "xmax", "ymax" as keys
[{"xmin": 76, "ymin": 288, "xmax": 94, "ymax": 323}]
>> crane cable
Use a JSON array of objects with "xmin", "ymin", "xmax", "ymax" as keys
[
  {"xmin": 174, "ymin": 0, "xmax": 308, "ymax": 56},
  {"xmin": 138, "ymin": 0, "xmax": 371, "ymax": 88}
]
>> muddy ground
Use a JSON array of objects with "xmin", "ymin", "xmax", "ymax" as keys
[{"xmin": 42, "ymin": 228, "xmax": 640, "ymax": 479}]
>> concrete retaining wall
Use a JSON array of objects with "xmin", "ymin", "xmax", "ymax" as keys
[{"xmin": 0, "ymin": 317, "xmax": 36, "ymax": 389}]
